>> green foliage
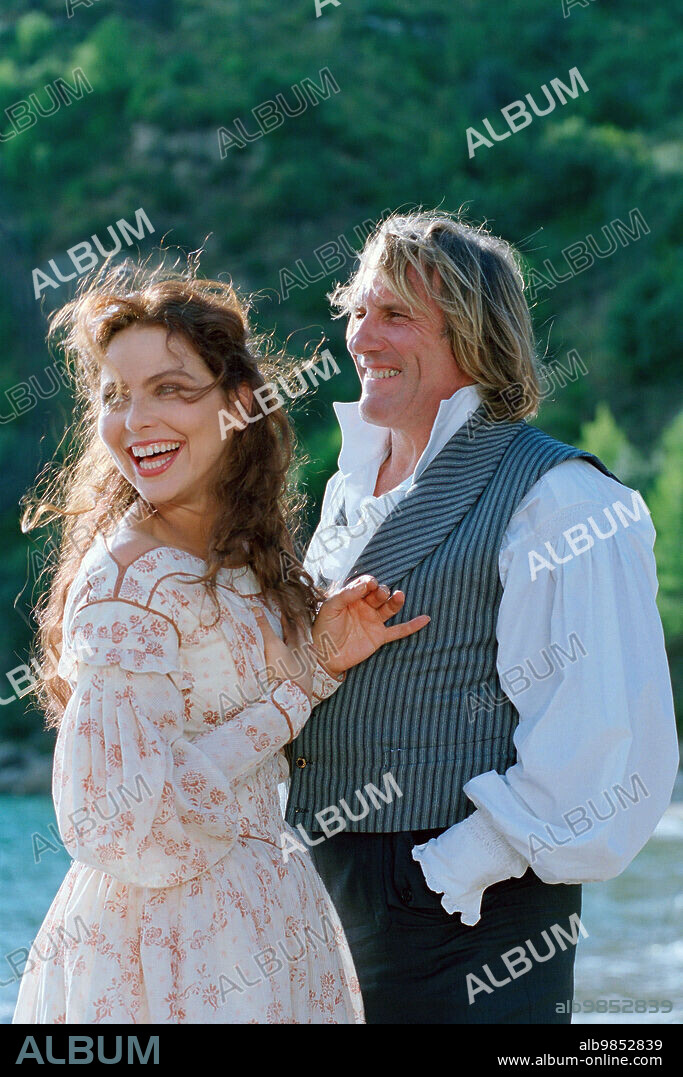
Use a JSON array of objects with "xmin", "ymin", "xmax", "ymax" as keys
[
  {"xmin": 577, "ymin": 406, "xmax": 682, "ymax": 713},
  {"xmin": 649, "ymin": 412, "xmax": 683, "ymax": 716},
  {"xmin": 649, "ymin": 412, "xmax": 683, "ymax": 642},
  {"xmin": 0, "ymin": 0, "xmax": 680, "ymax": 742},
  {"xmin": 578, "ymin": 403, "xmax": 650, "ymax": 490},
  {"xmin": 15, "ymin": 13, "xmax": 53, "ymax": 61}
]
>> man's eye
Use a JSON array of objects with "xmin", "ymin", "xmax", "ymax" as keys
[{"xmin": 388, "ymin": 311, "xmax": 407, "ymax": 319}]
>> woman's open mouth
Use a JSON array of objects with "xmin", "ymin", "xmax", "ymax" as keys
[{"xmin": 127, "ymin": 440, "xmax": 185, "ymax": 476}]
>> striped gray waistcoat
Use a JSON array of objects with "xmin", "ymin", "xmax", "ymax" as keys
[{"xmin": 285, "ymin": 411, "xmax": 615, "ymax": 833}]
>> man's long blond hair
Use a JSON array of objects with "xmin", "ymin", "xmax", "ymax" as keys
[{"xmin": 330, "ymin": 210, "xmax": 541, "ymax": 421}]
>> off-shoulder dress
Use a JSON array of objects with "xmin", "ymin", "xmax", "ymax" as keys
[{"xmin": 12, "ymin": 531, "xmax": 363, "ymax": 1024}]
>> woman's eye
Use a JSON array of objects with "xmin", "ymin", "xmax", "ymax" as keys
[
  {"xmin": 100, "ymin": 387, "xmax": 125, "ymax": 407},
  {"xmin": 156, "ymin": 383, "xmax": 181, "ymax": 396}
]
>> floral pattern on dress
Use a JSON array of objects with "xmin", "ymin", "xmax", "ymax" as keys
[{"xmin": 14, "ymin": 539, "xmax": 361, "ymax": 1025}]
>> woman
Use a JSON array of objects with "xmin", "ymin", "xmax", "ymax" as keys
[{"xmin": 13, "ymin": 262, "xmax": 429, "ymax": 1024}]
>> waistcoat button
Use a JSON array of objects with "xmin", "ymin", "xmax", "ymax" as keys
[{"xmin": 295, "ymin": 757, "xmax": 307, "ymax": 768}]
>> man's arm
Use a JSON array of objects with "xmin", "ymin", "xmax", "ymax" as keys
[{"xmin": 413, "ymin": 458, "xmax": 679, "ymax": 925}]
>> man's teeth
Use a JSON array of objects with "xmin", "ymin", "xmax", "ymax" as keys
[
  {"xmin": 365, "ymin": 368, "xmax": 401, "ymax": 379},
  {"xmin": 131, "ymin": 441, "xmax": 181, "ymax": 459}
]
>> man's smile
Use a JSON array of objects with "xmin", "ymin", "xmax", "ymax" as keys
[{"xmin": 364, "ymin": 368, "xmax": 401, "ymax": 380}]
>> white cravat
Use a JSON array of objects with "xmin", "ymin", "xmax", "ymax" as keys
[
  {"xmin": 304, "ymin": 386, "xmax": 679, "ymax": 925},
  {"xmin": 305, "ymin": 384, "xmax": 482, "ymax": 585}
]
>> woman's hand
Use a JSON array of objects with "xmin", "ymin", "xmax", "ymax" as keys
[
  {"xmin": 251, "ymin": 607, "xmax": 314, "ymax": 702},
  {"xmin": 312, "ymin": 575, "xmax": 430, "ymax": 676}
]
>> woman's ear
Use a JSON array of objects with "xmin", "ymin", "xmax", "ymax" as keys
[
  {"xmin": 235, "ymin": 382, "xmax": 255, "ymax": 414},
  {"xmin": 218, "ymin": 381, "xmax": 258, "ymax": 440},
  {"xmin": 223, "ymin": 381, "xmax": 255, "ymax": 421}
]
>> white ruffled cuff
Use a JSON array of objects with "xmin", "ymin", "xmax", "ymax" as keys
[{"xmin": 412, "ymin": 809, "xmax": 528, "ymax": 926}]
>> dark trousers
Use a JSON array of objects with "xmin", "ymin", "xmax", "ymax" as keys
[{"xmin": 309, "ymin": 827, "xmax": 583, "ymax": 1024}]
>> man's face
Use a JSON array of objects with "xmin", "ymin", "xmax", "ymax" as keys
[{"xmin": 345, "ymin": 265, "xmax": 474, "ymax": 434}]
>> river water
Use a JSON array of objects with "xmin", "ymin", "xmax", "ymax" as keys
[{"xmin": 1, "ymin": 790, "xmax": 681, "ymax": 1024}]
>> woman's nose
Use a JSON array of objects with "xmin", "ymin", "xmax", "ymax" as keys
[{"xmin": 123, "ymin": 393, "xmax": 157, "ymax": 431}]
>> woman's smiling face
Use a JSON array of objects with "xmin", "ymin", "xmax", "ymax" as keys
[{"xmin": 97, "ymin": 323, "xmax": 231, "ymax": 511}]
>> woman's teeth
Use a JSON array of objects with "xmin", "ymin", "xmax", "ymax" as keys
[
  {"xmin": 130, "ymin": 441, "xmax": 183, "ymax": 472},
  {"xmin": 131, "ymin": 441, "xmax": 181, "ymax": 458},
  {"xmin": 366, "ymin": 368, "xmax": 401, "ymax": 379},
  {"xmin": 138, "ymin": 455, "xmax": 175, "ymax": 471}
]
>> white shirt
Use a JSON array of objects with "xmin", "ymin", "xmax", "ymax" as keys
[{"xmin": 304, "ymin": 385, "xmax": 679, "ymax": 925}]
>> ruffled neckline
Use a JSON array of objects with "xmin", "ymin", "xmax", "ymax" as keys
[{"xmin": 91, "ymin": 529, "xmax": 260, "ymax": 597}]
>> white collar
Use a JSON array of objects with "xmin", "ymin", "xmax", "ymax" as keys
[{"xmin": 332, "ymin": 383, "xmax": 482, "ymax": 485}]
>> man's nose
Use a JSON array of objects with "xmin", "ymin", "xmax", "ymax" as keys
[{"xmin": 347, "ymin": 313, "xmax": 382, "ymax": 357}]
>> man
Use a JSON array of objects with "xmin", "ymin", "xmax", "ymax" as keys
[{"xmin": 285, "ymin": 211, "xmax": 678, "ymax": 1023}]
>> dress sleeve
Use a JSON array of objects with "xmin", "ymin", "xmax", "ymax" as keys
[
  {"xmin": 302, "ymin": 619, "xmax": 346, "ymax": 705},
  {"xmin": 310, "ymin": 655, "xmax": 346, "ymax": 704},
  {"xmin": 54, "ymin": 597, "xmax": 311, "ymax": 888}
]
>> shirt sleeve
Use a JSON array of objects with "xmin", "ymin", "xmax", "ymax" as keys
[
  {"xmin": 413, "ymin": 460, "xmax": 679, "ymax": 925},
  {"xmin": 54, "ymin": 596, "xmax": 311, "ymax": 888}
]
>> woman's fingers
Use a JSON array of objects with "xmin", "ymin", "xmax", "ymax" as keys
[
  {"xmin": 362, "ymin": 581, "xmax": 392, "ymax": 609},
  {"xmin": 329, "ymin": 575, "xmax": 379, "ymax": 609},
  {"xmin": 382, "ymin": 614, "xmax": 431, "ymax": 643},
  {"xmin": 329, "ymin": 579, "xmax": 428, "ymax": 638},
  {"xmin": 366, "ymin": 589, "xmax": 409, "ymax": 623},
  {"xmin": 375, "ymin": 590, "xmax": 405, "ymax": 618},
  {"xmin": 335, "ymin": 576, "xmax": 400, "ymax": 612}
]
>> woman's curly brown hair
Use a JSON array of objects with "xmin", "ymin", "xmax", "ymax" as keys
[{"xmin": 21, "ymin": 255, "xmax": 326, "ymax": 727}]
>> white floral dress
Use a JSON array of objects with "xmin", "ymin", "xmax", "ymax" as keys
[{"xmin": 13, "ymin": 533, "xmax": 363, "ymax": 1024}]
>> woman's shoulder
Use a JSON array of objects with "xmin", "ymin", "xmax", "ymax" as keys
[
  {"xmin": 60, "ymin": 534, "xmax": 202, "ymax": 677},
  {"xmin": 75, "ymin": 530, "xmax": 264, "ymax": 614},
  {"xmin": 61, "ymin": 531, "xmax": 274, "ymax": 679},
  {"xmin": 68, "ymin": 531, "xmax": 201, "ymax": 623}
]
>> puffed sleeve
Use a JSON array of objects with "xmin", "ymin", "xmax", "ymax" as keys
[{"xmin": 54, "ymin": 597, "xmax": 311, "ymax": 888}]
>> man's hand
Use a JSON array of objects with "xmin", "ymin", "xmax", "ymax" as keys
[{"xmin": 312, "ymin": 574, "xmax": 430, "ymax": 675}]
